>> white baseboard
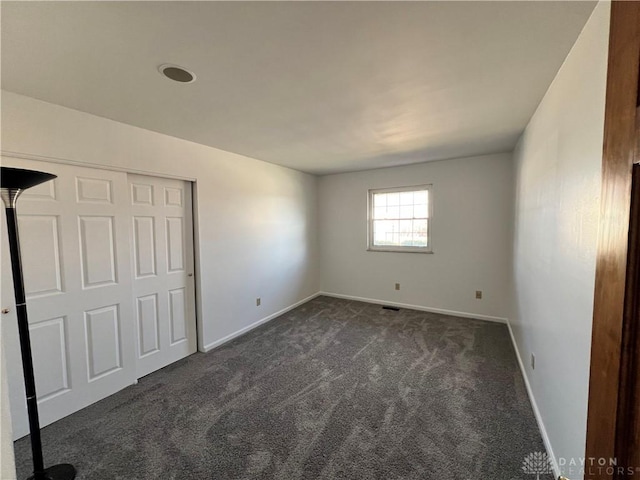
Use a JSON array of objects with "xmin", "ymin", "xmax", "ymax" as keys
[
  {"xmin": 201, "ymin": 292, "xmax": 321, "ymax": 353},
  {"xmin": 201, "ymin": 290, "xmax": 507, "ymax": 353},
  {"xmin": 319, "ymin": 291, "xmax": 508, "ymax": 324},
  {"xmin": 506, "ymin": 320, "xmax": 560, "ymax": 478}
]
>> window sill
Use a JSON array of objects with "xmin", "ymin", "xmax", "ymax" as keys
[{"xmin": 367, "ymin": 247, "xmax": 433, "ymax": 254}]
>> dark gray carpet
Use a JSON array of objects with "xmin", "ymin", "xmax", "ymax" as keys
[{"xmin": 15, "ymin": 296, "xmax": 551, "ymax": 479}]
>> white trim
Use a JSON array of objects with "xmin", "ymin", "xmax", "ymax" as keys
[
  {"xmin": 368, "ymin": 184, "xmax": 432, "ymax": 195},
  {"xmin": 506, "ymin": 320, "xmax": 560, "ymax": 478},
  {"xmin": 366, "ymin": 247, "xmax": 434, "ymax": 254},
  {"xmin": 201, "ymin": 292, "xmax": 321, "ymax": 353},
  {"xmin": 319, "ymin": 292, "xmax": 508, "ymax": 324},
  {"xmin": 1, "ymin": 150, "xmax": 197, "ymax": 182}
]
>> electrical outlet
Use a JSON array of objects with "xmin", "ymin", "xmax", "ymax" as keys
[
  {"xmin": 531, "ymin": 353, "xmax": 536, "ymax": 370},
  {"xmin": 256, "ymin": 298, "xmax": 261, "ymax": 307},
  {"xmin": 475, "ymin": 290, "xmax": 482, "ymax": 299},
  {"xmin": 395, "ymin": 283, "xmax": 400, "ymax": 291}
]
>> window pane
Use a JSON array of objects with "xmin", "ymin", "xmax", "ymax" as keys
[
  {"xmin": 386, "ymin": 205, "xmax": 399, "ymax": 219},
  {"xmin": 373, "ymin": 206, "xmax": 386, "ymax": 220},
  {"xmin": 373, "ymin": 229, "xmax": 387, "ymax": 245},
  {"xmin": 400, "ymin": 191, "xmax": 414, "ymax": 205},
  {"xmin": 413, "ymin": 219, "xmax": 428, "ymax": 234},
  {"xmin": 386, "ymin": 192, "xmax": 400, "ymax": 206},
  {"xmin": 414, "ymin": 204, "xmax": 428, "ymax": 218},
  {"xmin": 399, "ymin": 233, "xmax": 414, "ymax": 246},
  {"xmin": 374, "ymin": 193, "xmax": 387, "ymax": 208},
  {"xmin": 411, "ymin": 233, "xmax": 428, "ymax": 247},
  {"xmin": 373, "ymin": 219, "xmax": 399, "ymax": 246},
  {"xmin": 399, "ymin": 205, "xmax": 413, "ymax": 219},
  {"xmin": 399, "ymin": 220, "xmax": 412, "ymax": 234},
  {"xmin": 414, "ymin": 190, "xmax": 428, "ymax": 204}
]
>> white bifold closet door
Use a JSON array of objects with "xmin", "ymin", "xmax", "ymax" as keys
[
  {"xmin": 129, "ymin": 174, "xmax": 196, "ymax": 378},
  {"xmin": 0, "ymin": 158, "xmax": 196, "ymax": 439}
]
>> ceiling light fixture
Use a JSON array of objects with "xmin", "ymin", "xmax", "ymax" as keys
[{"xmin": 159, "ymin": 64, "xmax": 196, "ymax": 83}]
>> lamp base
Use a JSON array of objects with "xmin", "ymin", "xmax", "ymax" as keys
[{"xmin": 27, "ymin": 464, "xmax": 76, "ymax": 480}]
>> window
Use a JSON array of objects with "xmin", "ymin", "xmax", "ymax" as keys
[{"xmin": 368, "ymin": 184, "xmax": 432, "ymax": 253}]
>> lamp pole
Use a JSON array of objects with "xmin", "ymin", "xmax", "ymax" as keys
[{"xmin": 1, "ymin": 167, "xmax": 76, "ymax": 480}]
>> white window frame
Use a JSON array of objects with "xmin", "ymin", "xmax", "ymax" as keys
[{"xmin": 367, "ymin": 184, "xmax": 433, "ymax": 253}]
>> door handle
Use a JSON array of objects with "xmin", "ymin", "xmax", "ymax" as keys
[
  {"xmin": 1, "ymin": 308, "xmax": 10, "ymax": 314},
  {"xmin": 188, "ymin": 273, "xmax": 193, "ymax": 277}
]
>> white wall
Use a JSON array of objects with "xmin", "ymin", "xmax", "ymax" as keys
[
  {"xmin": 319, "ymin": 153, "xmax": 513, "ymax": 321},
  {"xmin": 511, "ymin": 2, "xmax": 610, "ymax": 477},
  {"xmin": 0, "ymin": 91, "xmax": 319, "ymax": 352}
]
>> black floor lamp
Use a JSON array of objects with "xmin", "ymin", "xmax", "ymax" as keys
[{"xmin": 1, "ymin": 167, "xmax": 76, "ymax": 480}]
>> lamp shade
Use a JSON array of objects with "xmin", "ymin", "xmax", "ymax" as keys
[{"xmin": 1, "ymin": 167, "xmax": 57, "ymax": 191}]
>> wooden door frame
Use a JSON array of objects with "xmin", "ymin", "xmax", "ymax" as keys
[{"xmin": 585, "ymin": 2, "xmax": 640, "ymax": 479}]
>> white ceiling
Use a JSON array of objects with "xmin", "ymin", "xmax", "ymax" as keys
[{"xmin": 1, "ymin": 1, "xmax": 596, "ymax": 175}]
